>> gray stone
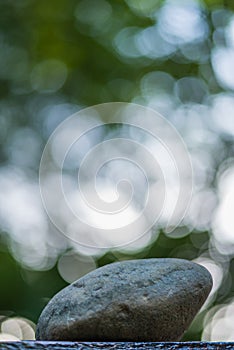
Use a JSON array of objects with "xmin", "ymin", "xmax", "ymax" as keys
[{"xmin": 36, "ymin": 258, "xmax": 212, "ymax": 341}]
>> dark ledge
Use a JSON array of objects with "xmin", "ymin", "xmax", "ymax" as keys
[{"xmin": 0, "ymin": 342, "xmax": 233, "ymax": 350}]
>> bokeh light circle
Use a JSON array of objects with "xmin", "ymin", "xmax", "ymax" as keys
[{"xmin": 39, "ymin": 102, "xmax": 193, "ymax": 249}]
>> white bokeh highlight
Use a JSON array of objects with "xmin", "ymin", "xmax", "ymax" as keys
[{"xmin": 39, "ymin": 103, "xmax": 193, "ymax": 249}]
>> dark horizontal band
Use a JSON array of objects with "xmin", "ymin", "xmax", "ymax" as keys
[{"xmin": 0, "ymin": 342, "xmax": 232, "ymax": 350}]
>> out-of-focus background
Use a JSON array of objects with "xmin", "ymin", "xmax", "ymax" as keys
[{"xmin": 0, "ymin": 0, "xmax": 234, "ymax": 341}]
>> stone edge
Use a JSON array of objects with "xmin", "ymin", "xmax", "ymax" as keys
[{"xmin": 0, "ymin": 342, "xmax": 233, "ymax": 349}]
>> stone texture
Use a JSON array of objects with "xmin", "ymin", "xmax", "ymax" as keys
[
  {"xmin": 36, "ymin": 258, "xmax": 212, "ymax": 341},
  {"xmin": 0, "ymin": 342, "xmax": 232, "ymax": 350}
]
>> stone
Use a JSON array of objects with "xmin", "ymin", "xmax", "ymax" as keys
[{"xmin": 36, "ymin": 258, "xmax": 212, "ymax": 341}]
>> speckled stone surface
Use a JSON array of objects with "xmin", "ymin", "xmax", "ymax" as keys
[
  {"xmin": 36, "ymin": 258, "xmax": 212, "ymax": 342},
  {"xmin": 0, "ymin": 342, "xmax": 232, "ymax": 349}
]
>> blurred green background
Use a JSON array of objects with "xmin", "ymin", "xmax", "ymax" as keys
[{"xmin": 1, "ymin": 0, "xmax": 234, "ymax": 341}]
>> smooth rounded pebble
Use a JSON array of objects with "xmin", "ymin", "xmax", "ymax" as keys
[{"xmin": 36, "ymin": 258, "xmax": 212, "ymax": 341}]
